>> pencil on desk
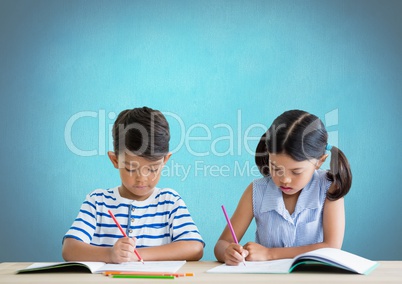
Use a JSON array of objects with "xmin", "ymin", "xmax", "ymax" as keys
[
  {"xmin": 104, "ymin": 271, "xmax": 193, "ymax": 277},
  {"xmin": 221, "ymin": 205, "xmax": 246, "ymax": 266},
  {"xmin": 107, "ymin": 209, "xmax": 144, "ymax": 264},
  {"xmin": 104, "ymin": 272, "xmax": 193, "ymax": 278},
  {"xmin": 109, "ymin": 274, "xmax": 174, "ymax": 279}
]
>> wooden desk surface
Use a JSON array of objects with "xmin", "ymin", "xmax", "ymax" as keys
[{"xmin": 0, "ymin": 261, "xmax": 401, "ymax": 283}]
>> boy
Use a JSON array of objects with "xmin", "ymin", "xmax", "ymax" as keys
[{"xmin": 62, "ymin": 107, "xmax": 204, "ymax": 263}]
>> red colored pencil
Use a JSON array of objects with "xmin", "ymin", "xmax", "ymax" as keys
[{"xmin": 107, "ymin": 209, "xmax": 144, "ymax": 264}]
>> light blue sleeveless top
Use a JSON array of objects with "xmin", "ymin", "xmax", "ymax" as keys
[{"xmin": 252, "ymin": 169, "xmax": 331, "ymax": 248}]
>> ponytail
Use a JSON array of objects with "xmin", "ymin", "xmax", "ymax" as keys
[
  {"xmin": 255, "ymin": 133, "xmax": 270, "ymax": 177},
  {"xmin": 326, "ymin": 146, "xmax": 352, "ymax": 200}
]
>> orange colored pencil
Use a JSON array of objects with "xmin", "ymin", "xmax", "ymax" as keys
[{"xmin": 103, "ymin": 271, "xmax": 194, "ymax": 277}]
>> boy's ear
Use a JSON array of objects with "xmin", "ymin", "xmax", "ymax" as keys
[
  {"xmin": 108, "ymin": 151, "xmax": 119, "ymax": 169},
  {"xmin": 163, "ymin": 152, "xmax": 172, "ymax": 164},
  {"xmin": 316, "ymin": 154, "xmax": 329, "ymax": 169}
]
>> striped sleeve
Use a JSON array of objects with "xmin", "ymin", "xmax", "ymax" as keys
[
  {"xmin": 63, "ymin": 192, "xmax": 99, "ymax": 244},
  {"xmin": 168, "ymin": 196, "xmax": 204, "ymax": 246}
]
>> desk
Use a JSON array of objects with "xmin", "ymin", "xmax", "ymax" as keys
[{"xmin": 0, "ymin": 261, "xmax": 401, "ymax": 283}]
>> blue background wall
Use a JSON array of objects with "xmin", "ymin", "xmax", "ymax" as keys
[{"xmin": 1, "ymin": 0, "xmax": 401, "ymax": 261}]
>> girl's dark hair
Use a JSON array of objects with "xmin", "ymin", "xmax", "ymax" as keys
[
  {"xmin": 112, "ymin": 106, "xmax": 170, "ymax": 161},
  {"xmin": 255, "ymin": 110, "xmax": 352, "ymax": 200}
]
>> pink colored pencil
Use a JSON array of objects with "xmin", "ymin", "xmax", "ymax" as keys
[
  {"xmin": 108, "ymin": 209, "xmax": 144, "ymax": 264},
  {"xmin": 221, "ymin": 205, "xmax": 246, "ymax": 266}
]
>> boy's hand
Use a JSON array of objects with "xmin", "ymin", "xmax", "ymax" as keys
[
  {"xmin": 224, "ymin": 243, "xmax": 249, "ymax": 266},
  {"xmin": 110, "ymin": 237, "xmax": 137, "ymax": 263}
]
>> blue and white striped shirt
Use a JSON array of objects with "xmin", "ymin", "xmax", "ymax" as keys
[
  {"xmin": 252, "ymin": 170, "xmax": 331, "ymax": 248},
  {"xmin": 64, "ymin": 187, "xmax": 204, "ymax": 248}
]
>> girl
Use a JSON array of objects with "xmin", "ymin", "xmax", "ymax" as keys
[{"xmin": 214, "ymin": 110, "xmax": 352, "ymax": 265}]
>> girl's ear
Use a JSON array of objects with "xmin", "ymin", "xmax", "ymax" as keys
[
  {"xmin": 108, "ymin": 151, "xmax": 119, "ymax": 169},
  {"xmin": 316, "ymin": 154, "xmax": 329, "ymax": 169}
]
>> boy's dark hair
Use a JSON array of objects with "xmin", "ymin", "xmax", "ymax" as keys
[
  {"xmin": 112, "ymin": 106, "xmax": 170, "ymax": 161},
  {"xmin": 255, "ymin": 109, "xmax": 352, "ymax": 200}
]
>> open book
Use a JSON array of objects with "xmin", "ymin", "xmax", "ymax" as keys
[
  {"xmin": 208, "ymin": 248, "xmax": 378, "ymax": 275},
  {"xmin": 16, "ymin": 261, "xmax": 186, "ymax": 274}
]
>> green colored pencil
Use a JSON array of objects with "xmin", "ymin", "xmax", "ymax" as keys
[{"xmin": 110, "ymin": 274, "xmax": 175, "ymax": 279}]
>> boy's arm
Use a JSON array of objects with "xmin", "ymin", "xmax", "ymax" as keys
[
  {"xmin": 62, "ymin": 237, "xmax": 203, "ymax": 262},
  {"xmin": 62, "ymin": 237, "xmax": 137, "ymax": 263},
  {"xmin": 244, "ymin": 192, "xmax": 345, "ymax": 260},
  {"xmin": 62, "ymin": 238, "xmax": 113, "ymax": 262},
  {"xmin": 162, "ymin": 192, "xmax": 204, "ymax": 261},
  {"xmin": 137, "ymin": 240, "xmax": 204, "ymax": 261}
]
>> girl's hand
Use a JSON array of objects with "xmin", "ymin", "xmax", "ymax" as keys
[
  {"xmin": 243, "ymin": 242, "xmax": 272, "ymax": 261},
  {"xmin": 224, "ymin": 243, "xmax": 249, "ymax": 266},
  {"xmin": 110, "ymin": 237, "xmax": 137, "ymax": 263}
]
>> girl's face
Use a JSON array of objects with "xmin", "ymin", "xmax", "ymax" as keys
[
  {"xmin": 268, "ymin": 153, "xmax": 326, "ymax": 196},
  {"xmin": 108, "ymin": 151, "xmax": 171, "ymax": 201}
]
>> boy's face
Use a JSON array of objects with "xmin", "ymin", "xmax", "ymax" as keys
[{"xmin": 108, "ymin": 151, "xmax": 171, "ymax": 201}]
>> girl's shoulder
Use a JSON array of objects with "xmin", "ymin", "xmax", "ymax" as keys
[
  {"xmin": 252, "ymin": 176, "xmax": 278, "ymax": 198},
  {"xmin": 253, "ymin": 175, "xmax": 274, "ymax": 189},
  {"xmin": 308, "ymin": 169, "xmax": 332, "ymax": 200},
  {"xmin": 316, "ymin": 169, "xmax": 329, "ymax": 179},
  {"xmin": 315, "ymin": 169, "xmax": 332, "ymax": 190}
]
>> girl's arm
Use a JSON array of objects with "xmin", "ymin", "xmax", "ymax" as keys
[
  {"xmin": 244, "ymin": 185, "xmax": 345, "ymax": 260},
  {"xmin": 214, "ymin": 183, "xmax": 254, "ymax": 263}
]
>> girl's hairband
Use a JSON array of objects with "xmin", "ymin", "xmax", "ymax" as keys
[{"xmin": 326, "ymin": 143, "xmax": 333, "ymax": 151}]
